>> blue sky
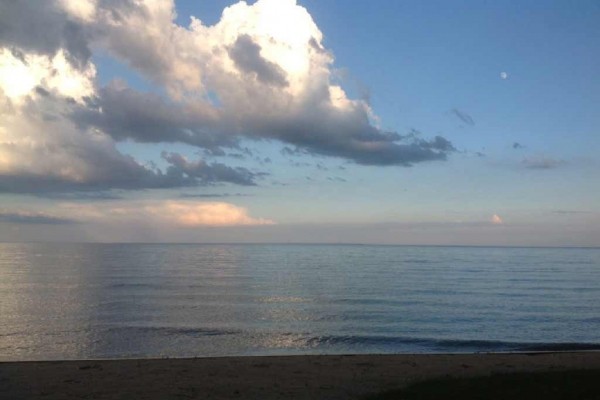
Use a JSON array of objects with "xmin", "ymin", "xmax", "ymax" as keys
[{"xmin": 0, "ymin": 0, "xmax": 598, "ymax": 245}]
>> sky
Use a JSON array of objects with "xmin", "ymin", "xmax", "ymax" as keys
[{"xmin": 0, "ymin": 0, "xmax": 598, "ymax": 246}]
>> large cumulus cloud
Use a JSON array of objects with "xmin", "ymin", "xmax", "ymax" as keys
[
  {"xmin": 77, "ymin": 0, "xmax": 455, "ymax": 165},
  {"xmin": 0, "ymin": 47, "xmax": 261, "ymax": 194},
  {"xmin": 0, "ymin": 0, "xmax": 456, "ymax": 195}
]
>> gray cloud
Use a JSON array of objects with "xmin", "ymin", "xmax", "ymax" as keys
[
  {"xmin": 200, "ymin": 148, "xmax": 227, "ymax": 157},
  {"xmin": 0, "ymin": 78, "xmax": 264, "ymax": 196},
  {"xmin": 0, "ymin": 93, "xmax": 196, "ymax": 194},
  {"xmin": 522, "ymin": 156, "xmax": 566, "ymax": 170},
  {"xmin": 551, "ymin": 210, "xmax": 592, "ymax": 215},
  {"xmin": 0, "ymin": 211, "xmax": 78, "ymax": 225},
  {"xmin": 91, "ymin": 0, "xmax": 204, "ymax": 94},
  {"xmin": 0, "ymin": 154, "xmax": 259, "ymax": 194},
  {"xmin": 0, "ymin": 163, "xmax": 187, "ymax": 194},
  {"xmin": 246, "ymin": 106, "xmax": 455, "ymax": 166},
  {"xmin": 0, "ymin": 96, "xmax": 261, "ymax": 195},
  {"xmin": 291, "ymin": 161, "xmax": 311, "ymax": 167},
  {"xmin": 0, "ymin": 1, "xmax": 91, "ymax": 68},
  {"xmin": 270, "ymin": 180, "xmax": 288, "ymax": 186},
  {"xmin": 162, "ymin": 152, "xmax": 260, "ymax": 186},
  {"xmin": 73, "ymin": 84, "xmax": 237, "ymax": 150},
  {"xmin": 450, "ymin": 108, "xmax": 475, "ymax": 126},
  {"xmin": 228, "ymin": 34, "xmax": 288, "ymax": 87},
  {"xmin": 281, "ymin": 146, "xmax": 313, "ymax": 157},
  {"xmin": 513, "ymin": 142, "xmax": 524, "ymax": 149},
  {"xmin": 33, "ymin": 192, "xmax": 124, "ymax": 201},
  {"xmin": 179, "ymin": 193, "xmax": 250, "ymax": 199}
]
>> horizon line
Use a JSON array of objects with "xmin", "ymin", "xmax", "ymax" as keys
[{"xmin": 1, "ymin": 241, "xmax": 598, "ymax": 250}]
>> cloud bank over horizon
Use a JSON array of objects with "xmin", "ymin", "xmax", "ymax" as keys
[{"xmin": 1, "ymin": 200, "xmax": 273, "ymax": 228}]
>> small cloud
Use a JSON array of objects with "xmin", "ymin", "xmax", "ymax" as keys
[
  {"xmin": 450, "ymin": 108, "xmax": 475, "ymax": 126},
  {"xmin": 162, "ymin": 152, "xmax": 261, "ymax": 186},
  {"xmin": 500, "ymin": 72, "xmax": 509, "ymax": 80},
  {"xmin": 179, "ymin": 193, "xmax": 249, "ymax": 199},
  {"xmin": 201, "ymin": 148, "xmax": 227, "ymax": 157},
  {"xmin": 522, "ymin": 155, "xmax": 566, "ymax": 170},
  {"xmin": 512, "ymin": 142, "xmax": 524, "ymax": 150},
  {"xmin": 491, "ymin": 214, "xmax": 503, "ymax": 225},
  {"xmin": 290, "ymin": 160, "xmax": 311, "ymax": 168},
  {"xmin": 281, "ymin": 146, "xmax": 313, "ymax": 157},
  {"xmin": 551, "ymin": 210, "xmax": 592, "ymax": 215}
]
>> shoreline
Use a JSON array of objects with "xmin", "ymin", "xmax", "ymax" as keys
[
  {"xmin": 2, "ymin": 348, "xmax": 599, "ymax": 363},
  {"xmin": 2, "ymin": 352, "xmax": 600, "ymax": 399}
]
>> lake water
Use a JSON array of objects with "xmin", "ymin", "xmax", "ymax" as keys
[{"xmin": 0, "ymin": 243, "xmax": 599, "ymax": 361}]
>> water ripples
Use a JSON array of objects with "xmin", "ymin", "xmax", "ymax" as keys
[{"xmin": 0, "ymin": 243, "xmax": 599, "ymax": 360}]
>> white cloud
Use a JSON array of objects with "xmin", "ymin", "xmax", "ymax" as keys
[
  {"xmin": 0, "ymin": 48, "xmax": 110, "ymax": 183},
  {"xmin": 86, "ymin": 0, "xmax": 328, "ymax": 99},
  {"xmin": 491, "ymin": 214, "xmax": 503, "ymax": 224},
  {"xmin": 0, "ymin": 48, "xmax": 96, "ymax": 104},
  {"xmin": 62, "ymin": 0, "xmax": 454, "ymax": 166},
  {"xmin": 0, "ymin": 0, "xmax": 456, "ymax": 197},
  {"xmin": 58, "ymin": 0, "xmax": 97, "ymax": 23},
  {"xmin": 60, "ymin": 200, "xmax": 274, "ymax": 227},
  {"xmin": 146, "ymin": 201, "xmax": 275, "ymax": 227},
  {"xmin": 0, "ymin": 45, "xmax": 262, "ymax": 193},
  {"xmin": 0, "ymin": 46, "xmax": 106, "ymax": 187},
  {"xmin": 0, "ymin": 51, "xmax": 153, "ymax": 191}
]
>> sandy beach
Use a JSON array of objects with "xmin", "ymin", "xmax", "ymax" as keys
[{"xmin": 1, "ymin": 352, "xmax": 599, "ymax": 399}]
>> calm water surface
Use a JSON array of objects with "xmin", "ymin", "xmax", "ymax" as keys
[{"xmin": 0, "ymin": 243, "xmax": 599, "ymax": 361}]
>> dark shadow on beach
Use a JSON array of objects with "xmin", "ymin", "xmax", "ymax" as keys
[{"xmin": 365, "ymin": 369, "xmax": 600, "ymax": 400}]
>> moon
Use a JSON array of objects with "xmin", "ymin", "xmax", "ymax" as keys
[{"xmin": 500, "ymin": 71, "xmax": 508, "ymax": 80}]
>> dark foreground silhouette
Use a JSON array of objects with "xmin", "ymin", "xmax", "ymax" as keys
[
  {"xmin": 366, "ymin": 369, "xmax": 600, "ymax": 400},
  {"xmin": 1, "ymin": 353, "xmax": 600, "ymax": 399}
]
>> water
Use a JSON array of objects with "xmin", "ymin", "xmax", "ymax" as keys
[{"xmin": 0, "ymin": 243, "xmax": 599, "ymax": 361}]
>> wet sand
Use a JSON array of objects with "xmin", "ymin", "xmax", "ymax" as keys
[{"xmin": 1, "ymin": 352, "xmax": 599, "ymax": 399}]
